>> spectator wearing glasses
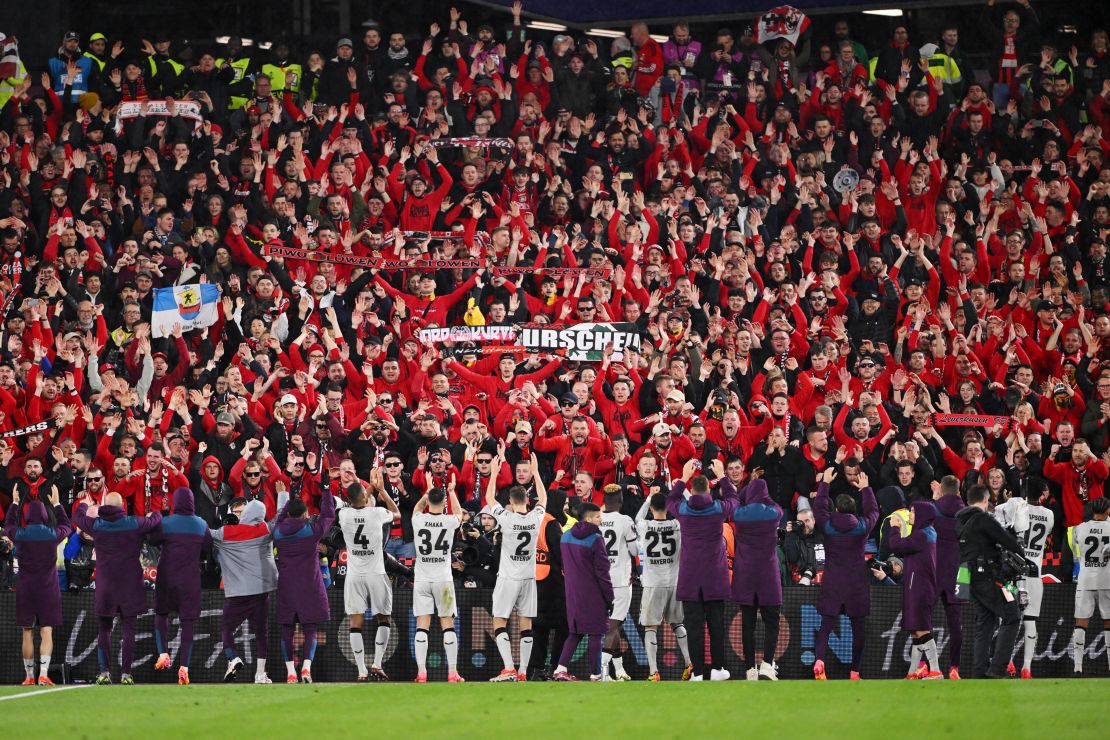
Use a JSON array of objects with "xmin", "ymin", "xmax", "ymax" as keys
[
  {"xmin": 375, "ymin": 451, "xmax": 419, "ymax": 559},
  {"xmin": 229, "ymin": 450, "xmax": 280, "ymax": 520}
]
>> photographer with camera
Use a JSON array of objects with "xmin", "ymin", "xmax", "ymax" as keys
[
  {"xmin": 869, "ymin": 557, "xmax": 902, "ymax": 586},
  {"xmin": 956, "ymin": 484, "xmax": 1027, "ymax": 678},
  {"xmin": 451, "ymin": 509, "xmax": 498, "ymax": 588},
  {"xmin": 783, "ymin": 508, "xmax": 823, "ymax": 585}
]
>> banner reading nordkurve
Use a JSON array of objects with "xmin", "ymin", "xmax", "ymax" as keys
[
  {"xmin": 417, "ymin": 326, "xmax": 519, "ymax": 344},
  {"xmin": 519, "ymin": 322, "xmax": 640, "ymax": 361}
]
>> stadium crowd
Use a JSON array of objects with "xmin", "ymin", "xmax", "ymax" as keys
[{"xmin": 1, "ymin": 0, "xmax": 1110, "ymax": 685}]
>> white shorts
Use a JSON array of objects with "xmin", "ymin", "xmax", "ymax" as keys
[
  {"xmin": 639, "ymin": 586, "xmax": 683, "ymax": 626},
  {"xmin": 344, "ymin": 573, "xmax": 393, "ymax": 617},
  {"xmin": 413, "ymin": 580, "xmax": 457, "ymax": 617},
  {"xmin": 611, "ymin": 585, "xmax": 632, "ymax": 621},
  {"xmin": 1074, "ymin": 588, "xmax": 1110, "ymax": 620},
  {"xmin": 492, "ymin": 577, "xmax": 537, "ymax": 619},
  {"xmin": 1021, "ymin": 576, "xmax": 1043, "ymax": 618}
]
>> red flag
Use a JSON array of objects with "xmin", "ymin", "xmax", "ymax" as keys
[{"xmin": 0, "ymin": 34, "xmax": 20, "ymax": 81}]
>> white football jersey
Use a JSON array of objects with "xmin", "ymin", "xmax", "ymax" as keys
[
  {"xmin": 338, "ymin": 505, "xmax": 394, "ymax": 576},
  {"xmin": 412, "ymin": 512, "xmax": 461, "ymax": 582},
  {"xmin": 1022, "ymin": 505, "xmax": 1054, "ymax": 577},
  {"xmin": 600, "ymin": 511, "xmax": 637, "ymax": 588},
  {"xmin": 493, "ymin": 505, "xmax": 545, "ymax": 581},
  {"xmin": 636, "ymin": 517, "xmax": 680, "ymax": 588},
  {"xmin": 1073, "ymin": 520, "xmax": 1110, "ymax": 590}
]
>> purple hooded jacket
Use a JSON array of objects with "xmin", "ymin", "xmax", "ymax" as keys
[
  {"xmin": 4, "ymin": 501, "xmax": 72, "ymax": 626},
  {"xmin": 889, "ymin": 500, "xmax": 939, "ymax": 631},
  {"xmin": 932, "ymin": 493, "xmax": 966, "ymax": 602},
  {"xmin": 73, "ymin": 503, "xmax": 162, "ymax": 618},
  {"xmin": 730, "ymin": 479, "xmax": 784, "ymax": 606},
  {"xmin": 561, "ymin": 520, "xmax": 614, "ymax": 634},
  {"xmin": 667, "ymin": 478, "xmax": 739, "ymax": 602},
  {"xmin": 814, "ymin": 482, "xmax": 879, "ymax": 618},
  {"xmin": 274, "ymin": 485, "xmax": 336, "ymax": 624},
  {"xmin": 149, "ymin": 488, "xmax": 211, "ymax": 620}
]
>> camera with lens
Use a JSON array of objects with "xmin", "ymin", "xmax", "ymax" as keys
[
  {"xmin": 995, "ymin": 547, "xmax": 1037, "ymax": 581},
  {"xmin": 867, "ymin": 557, "xmax": 895, "ymax": 577}
]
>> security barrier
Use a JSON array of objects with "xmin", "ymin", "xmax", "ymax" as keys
[{"xmin": 0, "ymin": 585, "xmax": 1104, "ymax": 683}]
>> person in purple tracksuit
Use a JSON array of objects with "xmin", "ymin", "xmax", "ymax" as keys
[
  {"xmin": 73, "ymin": 492, "xmax": 163, "ymax": 685},
  {"xmin": 931, "ymin": 476, "xmax": 967, "ymax": 679},
  {"xmin": 812, "ymin": 468, "xmax": 879, "ymax": 680},
  {"xmin": 149, "ymin": 488, "xmax": 211, "ymax": 685},
  {"xmin": 730, "ymin": 477, "xmax": 784, "ymax": 680},
  {"xmin": 890, "ymin": 499, "xmax": 941, "ymax": 679},
  {"xmin": 274, "ymin": 483, "xmax": 337, "ymax": 683},
  {"xmin": 667, "ymin": 459, "xmax": 739, "ymax": 681},
  {"xmin": 4, "ymin": 489, "xmax": 72, "ymax": 686},
  {"xmin": 552, "ymin": 503, "xmax": 614, "ymax": 681}
]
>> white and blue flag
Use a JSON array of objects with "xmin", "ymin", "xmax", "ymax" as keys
[{"xmin": 151, "ymin": 283, "xmax": 220, "ymax": 338}]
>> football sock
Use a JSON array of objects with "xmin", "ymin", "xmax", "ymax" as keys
[
  {"xmin": 612, "ymin": 655, "xmax": 626, "ymax": 676},
  {"xmin": 644, "ymin": 629, "xmax": 659, "ymax": 675},
  {"xmin": 154, "ymin": 614, "xmax": 168, "ymax": 655},
  {"xmin": 673, "ymin": 624, "xmax": 691, "ymax": 666},
  {"xmin": 443, "ymin": 628, "xmax": 458, "ymax": 672},
  {"xmin": 495, "ymin": 628, "xmax": 514, "ymax": 671},
  {"xmin": 373, "ymin": 625, "xmax": 390, "ymax": 668},
  {"xmin": 907, "ymin": 639, "xmax": 922, "ymax": 673},
  {"xmin": 350, "ymin": 629, "xmax": 367, "ymax": 674},
  {"xmin": 415, "ymin": 629, "xmax": 429, "ymax": 674},
  {"xmin": 180, "ymin": 620, "xmax": 195, "ymax": 668},
  {"xmin": 1022, "ymin": 619, "xmax": 1037, "ymax": 671},
  {"xmin": 23, "ymin": 659, "xmax": 34, "ymax": 679},
  {"xmin": 255, "ymin": 658, "xmax": 267, "ymax": 678},
  {"xmin": 39, "ymin": 655, "xmax": 50, "ymax": 677},
  {"xmin": 922, "ymin": 637, "xmax": 939, "ymax": 673},
  {"xmin": 601, "ymin": 651, "xmax": 612, "ymax": 678},
  {"xmin": 519, "ymin": 630, "xmax": 533, "ymax": 675},
  {"xmin": 1072, "ymin": 627, "xmax": 1085, "ymax": 672},
  {"xmin": 120, "ymin": 616, "xmax": 136, "ymax": 673}
]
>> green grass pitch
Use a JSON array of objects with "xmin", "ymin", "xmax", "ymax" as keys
[{"xmin": 2, "ymin": 681, "xmax": 1107, "ymax": 738}]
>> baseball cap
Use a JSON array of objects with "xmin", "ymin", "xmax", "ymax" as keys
[
  {"xmin": 560, "ymin": 392, "xmax": 579, "ymax": 405},
  {"xmin": 89, "ymin": 33, "xmax": 107, "ymax": 43},
  {"xmin": 666, "ymin": 390, "xmax": 685, "ymax": 402},
  {"xmin": 63, "ymin": 31, "xmax": 80, "ymax": 42},
  {"xmin": 151, "ymin": 351, "xmax": 168, "ymax": 361},
  {"xmin": 279, "ymin": 393, "xmax": 298, "ymax": 406},
  {"xmin": 515, "ymin": 420, "xmax": 532, "ymax": 434},
  {"xmin": 216, "ymin": 412, "xmax": 236, "ymax": 425},
  {"xmin": 337, "ymin": 37, "xmax": 353, "ymax": 49},
  {"xmin": 860, "ymin": 291, "xmax": 881, "ymax": 303},
  {"xmin": 652, "ymin": 422, "xmax": 673, "ymax": 437},
  {"xmin": 1035, "ymin": 300, "xmax": 1056, "ymax": 312}
]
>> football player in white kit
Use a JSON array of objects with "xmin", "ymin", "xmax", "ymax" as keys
[
  {"xmin": 636, "ymin": 492, "xmax": 692, "ymax": 681},
  {"xmin": 1070, "ymin": 497, "xmax": 1110, "ymax": 676},
  {"xmin": 337, "ymin": 475, "xmax": 401, "ymax": 681},
  {"xmin": 485, "ymin": 451, "xmax": 547, "ymax": 682},
  {"xmin": 599, "ymin": 484, "xmax": 638, "ymax": 681},
  {"xmin": 994, "ymin": 479, "xmax": 1054, "ymax": 679},
  {"xmin": 411, "ymin": 481, "xmax": 465, "ymax": 683}
]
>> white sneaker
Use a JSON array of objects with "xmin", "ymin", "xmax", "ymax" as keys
[
  {"xmin": 614, "ymin": 672, "xmax": 632, "ymax": 682},
  {"xmin": 759, "ymin": 661, "xmax": 778, "ymax": 681},
  {"xmin": 709, "ymin": 668, "xmax": 730, "ymax": 681},
  {"xmin": 745, "ymin": 667, "xmax": 759, "ymax": 681},
  {"xmin": 689, "ymin": 674, "xmax": 704, "ymax": 681},
  {"xmin": 224, "ymin": 657, "xmax": 243, "ymax": 682},
  {"xmin": 254, "ymin": 674, "xmax": 272, "ymax": 684}
]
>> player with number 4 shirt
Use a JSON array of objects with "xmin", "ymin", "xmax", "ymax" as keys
[{"xmin": 337, "ymin": 473, "xmax": 401, "ymax": 681}]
